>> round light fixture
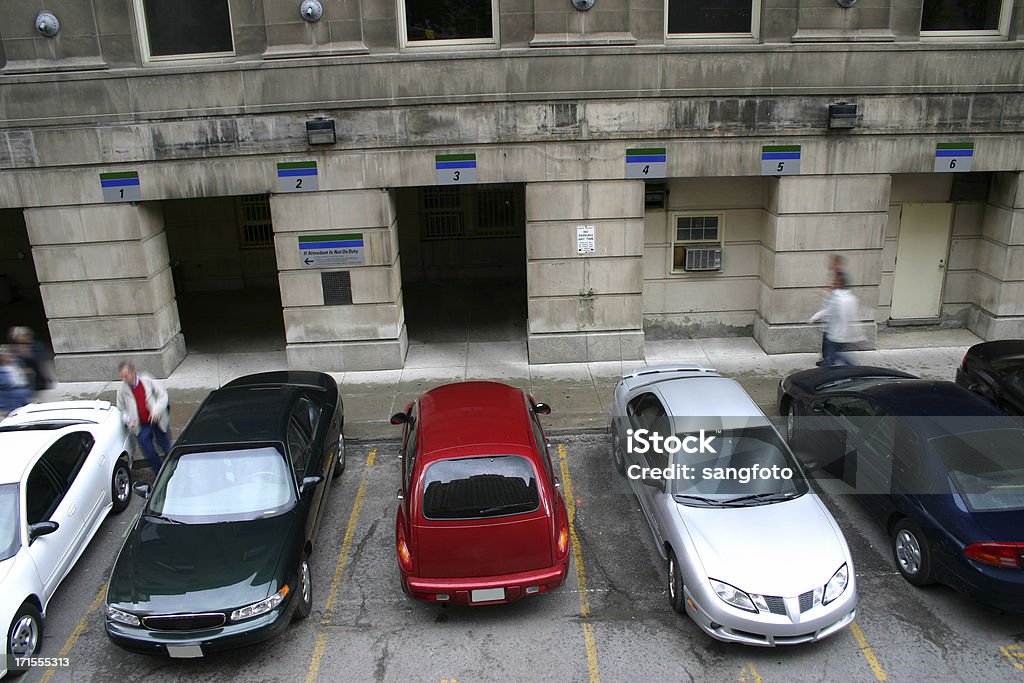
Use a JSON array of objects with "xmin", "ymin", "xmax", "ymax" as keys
[
  {"xmin": 300, "ymin": 0, "xmax": 324, "ymax": 22},
  {"xmin": 571, "ymin": 0, "xmax": 595, "ymax": 10},
  {"xmin": 35, "ymin": 11, "xmax": 60, "ymax": 37}
]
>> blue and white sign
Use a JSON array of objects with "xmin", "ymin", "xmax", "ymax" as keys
[
  {"xmin": 278, "ymin": 161, "xmax": 319, "ymax": 192},
  {"xmin": 934, "ymin": 143, "xmax": 974, "ymax": 173},
  {"xmin": 626, "ymin": 147, "xmax": 667, "ymax": 179},
  {"xmin": 761, "ymin": 145, "xmax": 801, "ymax": 176},
  {"xmin": 436, "ymin": 153, "xmax": 477, "ymax": 185},
  {"xmin": 100, "ymin": 171, "xmax": 141, "ymax": 202}
]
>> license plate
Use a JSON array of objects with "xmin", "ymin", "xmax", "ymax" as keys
[
  {"xmin": 167, "ymin": 645, "xmax": 204, "ymax": 658},
  {"xmin": 471, "ymin": 588, "xmax": 505, "ymax": 603}
]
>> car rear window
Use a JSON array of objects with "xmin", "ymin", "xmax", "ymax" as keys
[
  {"xmin": 931, "ymin": 428, "xmax": 1024, "ymax": 512},
  {"xmin": 421, "ymin": 455, "xmax": 540, "ymax": 520}
]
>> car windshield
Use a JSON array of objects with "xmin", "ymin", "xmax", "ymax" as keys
[
  {"xmin": 931, "ymin": 428, "xmax": 1024, "ymax": 512},
  {"xmin": 147, "ymin": 446, "xmax": 295, "ymax": 523},
  {"xmin": 0, "ymin": 484, "xmax": 19, "ymax": 561},
  {"xmin": 671, "ymin": 426, "xmax": 808, "ymax": 504},
  {"xmin": 421, "ymin": 455, "xmax": 540, "ymax": 520}
]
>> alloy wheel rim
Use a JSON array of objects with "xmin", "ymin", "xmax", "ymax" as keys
[
  {"xmin": 787, "ymin": 406, "xmax": 795, "ymax": 441},
  {"xmin": 338, "ymin": 435, "xmax": 346, "ymax": 468},
  {"xmin": 10, "ymin": 615, "xmax": 39, "ymax": 656},
  {"xmin": 895, "ymin": 530, "xmax": 922, "ymax": 574},
  {"xmin": 668, "ymin": 558, "xmax": 676, "ymax": 599},
  {"xmin": 301, "ymin": 560, "xmax": 311, "ymax": 605},
  {"xmin": 115, "ymin": 467, "xmax": 131, "ymax": 501}
]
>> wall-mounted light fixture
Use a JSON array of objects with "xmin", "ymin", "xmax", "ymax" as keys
[
  {"xmin": 571, "ymin": 0, "xmax": 595, "ymax": 10},
  {"xmin": 827, "ymin": 103, "xmax": 858, "ymax": 129},
  {"xmin": 35, "ymin": 11, "xmax": 60, "ymax": 37},
  {"xmin": 300, "ymin": 0, "xmax": 324, "ymax": 22},
  {"xmin": 306, "ymin": 118, "xmax": 336, "ymax": 145}
]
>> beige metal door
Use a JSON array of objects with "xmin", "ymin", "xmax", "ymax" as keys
[{"xmin": 890, "ymin": 203, "xmax": 952, "ymax": 320}]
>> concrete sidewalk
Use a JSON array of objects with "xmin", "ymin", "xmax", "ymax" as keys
[{"xmin": 36, "ymin": 328, "xmax": 982, "ymax": 440}]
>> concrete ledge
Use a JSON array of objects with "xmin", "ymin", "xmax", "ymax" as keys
[
  {"xmin": 753, "ymin": 318, "xmax": 877, "ymax": 355},
  {"xmin": 53, "ymin": 333, "xmax": 186, "ymax": 381},
  {"xmin": 968, "ymin": 307, "xmax": 1024, "ymax": 340},
  {"xmin": 286, "ymin": 325, "xmax": 408, "ymax": 371},
  {"xmin": 528, "ymin": 330, "xmax": 644, "ymax": 364}
]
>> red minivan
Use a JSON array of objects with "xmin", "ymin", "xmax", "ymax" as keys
[{"xmin": 390, "ymin": 381, "xmax": 570, "ymax": 605}]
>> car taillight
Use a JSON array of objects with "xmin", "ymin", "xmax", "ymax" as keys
[
  {"xmin": 557, "ymin": 524, "xmax": 569, "ymax": 558},
  {"xmin": 960, "ymin": 354, "xmax": 968, "ymax": 370},
  {"xmin": 964, "ymin": 542, "xmax": 1024, "ymax": 569},
  {"xmin": 397, "ymin": 537, "xmax": 414, "ymax": 572}
]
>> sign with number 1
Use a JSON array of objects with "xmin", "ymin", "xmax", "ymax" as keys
[{"xmin": 100, "ymin": 171, "xmax": 141, "ymax": 202}]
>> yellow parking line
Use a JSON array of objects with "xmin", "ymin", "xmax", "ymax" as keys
[
  {"xmin": 850, "ymin": 620, "xmax": 888, "ymax": 681},
  {"xmin": 558, "ymin": 443, "xmax": 601, "ymax": 683},
  {"xmin": 305, "ymin": 448, "xmax": 377, "ymax": 683},
  {"xmin": 39, "ymin": 583, "xmax": 107, "ymax": 683},
  {"xmin": 738, "ymin": 661, "xmax": 763, "ymax": 683},
  {"xmin": 1000, "ymin": 643, "xmax": 1024, "ymax": 671}
]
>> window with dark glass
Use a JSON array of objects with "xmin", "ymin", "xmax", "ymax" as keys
[
  {"xmin": 142, "ymin": 0, "xmax": 234, "ymax": 57},
  {"xmin": 922, "ymin": 0, "xmax": 1002, "ymax": 31},
  {"xmin": 404, "ymin": 0, "xmax": 493, "ymax": 42},
  {"xmin": 421, "ymin": 456, "xmax": 539, "ymax": 519},
  {"xmin": 668, "ymin": 0, "xmax": 753, "ymax": 34},
  {"xmin": 41, "ymin": 432, "xmax": 94, "ymax": 489}
]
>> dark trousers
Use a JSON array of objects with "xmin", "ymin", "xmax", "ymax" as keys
[
  {"xmin": 137, "ymin": 422, "xmax": 171, "ymax": 474},
  {"xmin": 822, "ymin": 336, "xmax": 855, "ymax": 367}
]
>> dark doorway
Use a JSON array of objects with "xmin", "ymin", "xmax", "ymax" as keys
[
  {"xmin": 162, "ymin": 195, "xmax": 285, "ymax": 353},
  {"xmin": 0, "ymin": 209, "xmax": 50, "ymax": 346}
]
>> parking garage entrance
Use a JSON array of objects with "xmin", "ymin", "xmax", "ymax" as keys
[
  {"xmin": 162, "ymin": 195, "xmax": 285, "ymax": 354},
  {"xmin": 396, "ymin": 184, "xmax": 527, "ymax": 363},
  {"xmin": 0, "ymin": 209, "xmax": 50, "ymax": 348}
]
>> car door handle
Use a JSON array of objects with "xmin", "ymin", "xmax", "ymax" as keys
[{"xmin": 67, "ymin": 502, "xmax": 76, "ymax": 517}]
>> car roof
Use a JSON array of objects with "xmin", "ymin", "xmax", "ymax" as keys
[
  {"xmin": 175, "ymin": 384, "xmax": 310, "ymax": 448},
  {"xmin": 968, "ymin": 340, "xmax": 1024, "ymax": 364},
  {"xmin": 654, "ymin": 375, "xmax": 770, "ymax": 428},
  {"xmin": 417, "ymin": 382, "xmax": 534, "ymax": 458},
  {"xmin": 850, "ymin": 379, "xmax": 1003, "ymax": 417},
  {"xmin": 0, "ymin": 431, "xmax": 56, "ymax": 484}
]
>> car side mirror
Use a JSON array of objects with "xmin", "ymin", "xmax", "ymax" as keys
[
  {"xmin": 534, "ymin": 403, "xmax": 552, "ymax": 415},
  {"xmin": 28, "ymin": 521, "xmax": 59, "ymax": 544},
  {"xmin": 640, "ymin": 475, "xmax": 665, "ymax": 491},
  {"xmin": 133, "ymin": 483, "xmax": 151, "ymax": 500},
  {"xmin": 300, "ymin": 475, "xmax": 324, "ymax": 495},
  {"xmin": 811, "ymin": 402, "xmax": 826, "ymax": 415},
  {"xmin": 390, "ymin": 412, "xmax": 409, "ymax": 425}
]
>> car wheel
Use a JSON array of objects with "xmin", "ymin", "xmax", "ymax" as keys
[
  {"xmin": 785, "ymin": 401, "xmax": 799, "ymax": 446},
  {"xmin": 110, "ymin": 455, "xmax": 133, "ymax": 513},
  {"xmin": 7, "ymin": 602, "xmax": 43, "ymax": 670},
  {"xmin": 332, "ymin": 434, "xmax": 346, "ymax": 480},
  {"xmin": 667, "ymin": 550, "xmax": 686, "ymax": 614},
  {"xmin": 611, "ymin": 425, "xmax": 626, "ymax": 475},
  {"xmin": 292, "ymin": 556, "xmax": 312, "ymax": 621},
  {"xmin": 892, "ymin": 519, "xmax": 935, "ymax": 586}
]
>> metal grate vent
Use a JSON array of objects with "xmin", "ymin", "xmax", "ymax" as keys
[
  {"xmin": 950, "ymin": 172, "xmax": 992, "ymax": 202},
  {"xmin": 799, "ymin": 590, "xmax": 814, "ymax": 613},
  {"xmin": 683, "ymin": 247, "xmax": 722, "ymax": 272},
  {"xmin": 321, "ymin": 271, "xmax": 353, "ymax": 306},
  {"xmin": 764, "ymin": 596, "xmax": 787, "ymax": 615}
]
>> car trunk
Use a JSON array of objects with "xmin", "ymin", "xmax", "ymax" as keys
[{"xmin": 413, "ymin": 513, "xmax": 553, "ymax": 578}]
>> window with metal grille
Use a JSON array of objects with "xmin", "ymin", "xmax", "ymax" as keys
[
  {"xmin": 476, "ymin": 188, "xmax": 517, "ymax": 236},
  {"xmin": 421, "ymin": 187, "xmax": 465, "ymax": 240},
  {"xmin": 321, "ymin": 271, "xmax": 353, "ymax": 306},
  {"xmin": 237, "ymin": 195, "xmax": 273, "ymax": 247},
  {"xmin": 671, "ymin": 213, "xmax": 723, "ymax": 273}
]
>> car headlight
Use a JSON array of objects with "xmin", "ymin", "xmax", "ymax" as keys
[
  {"xmin": 709, "ymin": 579, "xmax": 757, "ymax": 613},
  {"xmin": 106, "ymin": 605, "xmax": 141, "ymax": 627},
  {"xmin": 823, "ymin": 564, "xmax": 849, "ymax": 605},
  {"xmin": 230, "ymin": 585, "xmax": 290, "ymax": 622}
]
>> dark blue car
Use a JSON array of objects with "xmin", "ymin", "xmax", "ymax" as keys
[{"xmin": 778, "ymin": 366, "xmax": 1024, "ymax": 612}]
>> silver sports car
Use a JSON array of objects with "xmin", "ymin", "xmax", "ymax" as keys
[{"xmin": 609, "ymin": 366, "xmax": 856, "ymax": 646}]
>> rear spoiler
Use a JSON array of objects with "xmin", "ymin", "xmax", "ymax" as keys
[
  {"xmin": 7, "ymin": 400, "xmax": 112, "ymax": 422},
  {"xmin": 621, "ymin": 365, "xmax": 718, "ymax": 380}
]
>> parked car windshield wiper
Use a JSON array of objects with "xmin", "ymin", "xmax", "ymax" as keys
[
  {"xmin": 145, "ymin": 511, "xmax": 186, "ymax": 525},
  {"xmin": 477, "ymin": 502, "xmax": 536, "ymax": 516},
  {"xmin": 719, "ymin": 492, "xmax": 798, "ymax": 506},
  {"xmin": 673, "ymin": 494, "xmax": 733, "ymax": 507}
]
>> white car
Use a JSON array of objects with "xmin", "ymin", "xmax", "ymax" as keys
[{"xmin": 1, "ymin": 401, "xmax": 133, "ymax": 678}]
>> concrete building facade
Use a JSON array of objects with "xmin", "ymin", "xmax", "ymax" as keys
[{"xmin": 1, "ymin": 0, "xmax": 1023, "ymax": 379}]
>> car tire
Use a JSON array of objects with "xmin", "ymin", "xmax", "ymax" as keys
[
  {"xmin": 892, "ymin": 519, "xmax": 935, "ymax": 586},
  {"xmin": 292, "ymin": 556, "xmax": 312, "ymax": 621},
  {"xmin": 784, "ymin": 400, "xmax": 800, "ymax": 447},
  {"xmin": 332, "ymin": 434, "xmax": 346, "ymax": 480},
  {"xmin": 667, "ymin": 550, "xmax": 686, "ymax": 614},
  {"xmin": 7, "ymin": 602, "xmax": 43, "ymax": 674},
  {"xmin": 110, "ymin": 455, "xmax": 133, "ymax": 514},
  {"xmin": 611, "ymin": 425, "xmax": 626, "ymax": 475}
]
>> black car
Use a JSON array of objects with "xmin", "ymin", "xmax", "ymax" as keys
[
  {"xmin": 778, "ymin": 366, "xmax": 1024, "ymax": 612},
  {"xmin": 104, "ymin": 371, "xmax": 345, "ymax": 657},
  {"xmin": 955, "ymin": 340, "xmax": 1024, "ymax": 416}
]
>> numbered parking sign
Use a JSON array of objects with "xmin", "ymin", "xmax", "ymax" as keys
[
  {"xmin": 277, "ymin": 161, "xmax": 319, "ymax": 192},
  {"xmin": 435, "ymin": 153, "xmax": 476, "ymax": 185},
  {"xmin": 100, "ymin": 171, "xmax": 141, "ymax": 202},
  {"xmin": 934, "ymin": 143, "xmax": 973, "ymax": 173},
  {"xmin": 761, "ymin": 145, "xmax": 801, "ymax": 176},
  {"xmin": 626, "ymin": 147, "xmax": 666, "ymax": 179}
]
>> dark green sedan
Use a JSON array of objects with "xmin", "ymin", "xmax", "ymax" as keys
[{"xmin": 104, "ymin": 371, "xmax": 345, "ymax": 657}]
